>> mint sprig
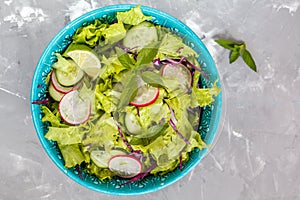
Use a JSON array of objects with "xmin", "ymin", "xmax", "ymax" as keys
[{"xmin": 215, "ymin": 39, "xmax": 257, "ymax": 72}]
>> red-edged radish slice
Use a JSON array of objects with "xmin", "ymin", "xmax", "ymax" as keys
[
  {"xmin": 108, "ymin": 155, "xmax": 142, "ymax": 178},
  {"xmin": 51, "ymin": 70, "xmax": 73, "ymax": 94},
  {"xmin": 130, "ymin": 86, "xmax": 159, "ymax": 107},
  {"xmin": 59, "ymin": 90, "xmax": 91, "ymax": 125},
  {"xmin": 161, "ymin": 63, "xmax": 192, "ymax": 92}
]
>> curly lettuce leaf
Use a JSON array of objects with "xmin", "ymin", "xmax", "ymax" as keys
[
  {"xmin": 157, "ymin": 33, "xmax": 198, "ymax": 59},
  {"xmin": 192, "ymin": 80, "xmax": 221, "ymax": 107},
  {"xmin": 52, "ymin": 53, "xmax": 77, "ymax": 73},
  {"xmin": 100, "ymin": 54, "xmax": 128, "ymax": 80},
  {"xmin": 72, "ymin": 19, "xmax": 106, "ymax": 47},
  {"xmin": 94, "ymin": 87, "xmax": 117, "ymax": 114},
  {"xmin": 58, "ymin": 144, "xmax": 85, "ymax": 168},
  {"xmin": 102, "ymin": 22, "xmax": 126, "ymax": 44},
  {"xmin": 72, "ymin": 19, "xmax": 126, "ymax": 47},
  {"xmin": 41, "ymin": 106, "xmax": 60, "ymax": 126},
  {"xmin": 82, "ymin": 113, "xmax": 128, "ymax": 151},
  {"xmin": 86, "ymin": 162, "xmax": 115, "ymax": 181},
  {"xmin": 45, "ymin": 127, "xmax": 84, "ymax": 145},
  {"xmin": 116, "ymin": 5, "xmax": 152, "ymax": 25}
]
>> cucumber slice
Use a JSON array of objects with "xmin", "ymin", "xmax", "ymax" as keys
[
  {"xmin": 51, "ymin": 70, "xmax": 73, "ymax": 94},
  {"xmin": 108, "ymin": 155, "xmax": 142, "ymax": 178},
  {"xmin": 90, "ymin": 149, "xmax": 127, "ymax": 168},
  {"xmin": 59, "ymin": 90, "xmax": 91, "ymax": 125},
  {"xmin": 125, "ymin": 112, "xmax": 143, "ymax": 135},
  {"xmin": 49, "ymin": 82, "xmax": 64, "ymax": 102},
  {"xmin": 123, "ymin": 22, "xmax": 158, "ymax": 50},
  {"xmin": 55, "ymin": 60, "xmax": 84, "ymax": 87}
]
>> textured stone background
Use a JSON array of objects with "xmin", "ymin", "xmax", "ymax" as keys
[{"xmin": 1, "ymin": 0, "xmax": 300, "ymax": 199}]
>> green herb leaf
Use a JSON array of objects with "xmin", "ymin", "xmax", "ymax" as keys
[
  {"xmin": 229, "ymin": 50, "xmax": 240, "ymax": 64},
  {"xmin": 215, "ymin": 39, "xmax": 239, "ymax": 50},
  {"xmin": 115, "ymin": 47, "xmax": 134, "ymax": 69},
  {"xmin": 136, "ymin": 43, "xmax": 159, "ymax": 66},
  {"xmin": 141, "ymin": 71, "xmax": 164, "ymax": 87},
  {"xmin": 117, "ymin": 73, "xmax": 138, "ymax": 109},
  {"xmin": 216, "ymin": 38, "xmax": 257, "ymax": 72},
  {"xmin": 242, "ymin": 49, "xmax": 257, "ymax": 72}
]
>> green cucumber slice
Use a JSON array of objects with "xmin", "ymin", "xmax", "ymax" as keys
[
  {"xmin": 51, "ymin": 70, "xmax": 73, "ymax": 94},
  {"xmin": 123, "ymin": 22, "xmax": 158, "ymax": 50},
  {"xmin": 125, "ymin": 112, "xmax": 143, "ymax": 135},
  {"xmin": 90, "ymin": 149, "xmax": 127, "ymax": 168},
  {"xmin": 55, "ymin": 60, "xmax": 84, "ymax": 87},
  {"xmin": 49, "ymin": 82, "xmax": 64, "ymax": 102}
]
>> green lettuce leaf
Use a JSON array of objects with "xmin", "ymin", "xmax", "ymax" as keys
[
  {"xmin": 86, "ymin": 162, "xmax": 115, "ymax": 181},
  {"xmin": 58, "ymin": 144, "xmax": 85, "ymax": 168},
  {"xmin": 72, "ymin": 20, "xmax": 126, "ymax": 47},
  {"xmin": 82, "ymin": 113, "xmax": 128, "ymax": 151},
  {"xmin": 41, "ymin": 105, "xmax": 66, "ymax": 127},
  {"xmin": 45, "ymin": 126, "xmax": 84, "ymax": 145},
  {"xmin": 192, "ymin": 80, "xmax": 221, "ymax": 107},
  {"xmin": 72, "ymin": 19, "xmax": 106, "ymax": 47},
  {"xmin": 157, "ymin": 33, "xmax": 198, "ymax": 59},
  {"xmin": 52, "ymin": 53, "xmax": 77, "ymax": 73},
  {"xmin": 102, "ymin": 22, "xmax": 126, "ymax": 44},
  {"xmin": 94, "ymin": 87, "xmax": 117, "ymax": 113},
  {"xmin": 116, "ymin": 5, "xmax": 152, "ymax": 25},
  {"xmin": 100, "ymin": 54, "xmax": 128, "ymax": 80}
]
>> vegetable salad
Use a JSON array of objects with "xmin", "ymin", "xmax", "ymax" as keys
[{"xmin": 38, "ymin": 5, "xmax": 221, "ymax": 182}]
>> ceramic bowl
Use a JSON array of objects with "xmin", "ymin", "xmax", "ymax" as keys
[{"xmin": 31, "ymin": 4, "xmax": 222, "ymax": 195}]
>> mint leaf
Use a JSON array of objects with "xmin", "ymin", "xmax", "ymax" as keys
[
  {"xmin": 117, "ymin": 73, "xmax": 138, "ymax": 109},
  {"xmin": 136, "ymin": 43, "xmax": 159, "ymax": 66},
  {"xmin": 215, "ymin": 39, "xmax": 239, "ymax": 50},
  {"xmin": 229, "ymin": 50, "xmax": 240, "ymax": 64},
  {"xmin": 242, "ymin": 49, "xmax": 257, "ymax": 72},
  {"xmin": 141, "ymin": 71, "xmax": 164, "ymax": 87},
  {"xmin": 116, "ymin": 47, "xmax": 134, "ymax": 69},
  {"xmin": 216, "ymin": 38, "xmax": 257, "ymax": 72}
]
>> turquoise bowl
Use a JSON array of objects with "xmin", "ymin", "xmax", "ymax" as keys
[{"xmin": 31, "ymin": 4, "xmax": 222, "ymax": 195}]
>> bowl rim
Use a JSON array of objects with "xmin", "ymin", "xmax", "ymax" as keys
[{"xmin": 31, "ymin": 4, "xmax": 223, "ymax": 196}]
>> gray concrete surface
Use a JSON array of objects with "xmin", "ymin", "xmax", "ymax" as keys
[{"xmin": 1, "ymin": 0, "xmax": 300, "ymax": 199}]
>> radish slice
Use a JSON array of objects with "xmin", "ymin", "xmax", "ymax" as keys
[
  {"xmin": 130, "ymin": 86, "xmax": 159, "ymax": 107},
  {"xmin": 108, "ymin": 155, "xmax": 142, "ymax": 178},
  {"xmin": 129, "ymin": 76, "xmax": 159, "ymax": 107},
  {"xmin": 51, "ymin": 70, "xmax": 73, "ymax": 94},
  {"xmin": 59, "ymin": 90, "xmax": 91, "ymax": 125},
  {"xmin": 161, "ymin": 63, "xmax": 192, "ymax": 92}
]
